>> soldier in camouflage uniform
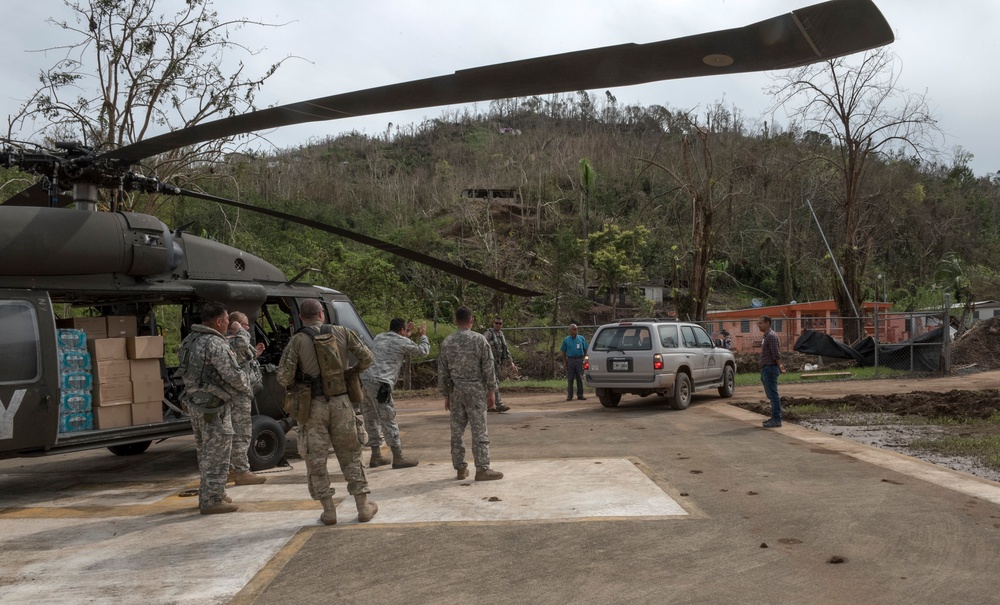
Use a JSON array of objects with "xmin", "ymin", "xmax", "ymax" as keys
[
  {"xmin": 439, "ymin": 307, "xmax": 503, "ymax": 481},
  {"xmin": 225, "ymin": 311, "xmax": 267, "ymax": 486},
  {"xmin": 276, "ymin": 298, "xmax": 378, "ymax": 525},
  {"xmin": 483, "ymin": 315, "xmax": 514, "ymax": 413},
  {"xmin": 362, "ymin": 318, "xmax": 430, "ymax": 469},
  {"xmin": 176, "ymin": 301, "xmax": 252, "ymax": 515}
]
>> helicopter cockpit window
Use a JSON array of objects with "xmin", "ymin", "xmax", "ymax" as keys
[
  {"xmin": 0, "ymin": 302, "xmax": 41, "ymax": 384},
  {"xmin": 330, "ymin": 300, "xmax": 374, "ymax": 342}
]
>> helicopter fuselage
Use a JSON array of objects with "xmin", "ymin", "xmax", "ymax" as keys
[{"xmin": 0, "ymin": 206, "xmax": 372, "ymax": 468}]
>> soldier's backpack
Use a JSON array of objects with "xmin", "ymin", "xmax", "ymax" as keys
[{"xmin": 298, "ymin": 324, "xmax": 346, "ymax": 397}]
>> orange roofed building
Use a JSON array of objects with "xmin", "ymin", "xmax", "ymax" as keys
[{"xmin": 705, "ymin": 300, "xmax": 895, "ymax": 353}]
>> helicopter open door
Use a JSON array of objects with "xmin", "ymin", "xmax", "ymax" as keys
[{"xmin": 0, "ymin": 290, "xmax": 59, "ymax": 454}]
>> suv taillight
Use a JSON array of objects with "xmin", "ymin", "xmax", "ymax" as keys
[
  {"xmin": 653, "ymin": 354, "xmax": 663, "ymax": 370},
  {"xmin": 583, "ymin": 355, "xmax": 589, "ymax": 371}
]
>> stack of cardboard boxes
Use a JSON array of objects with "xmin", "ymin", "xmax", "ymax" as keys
[
  {"xmin": 128, "ymin": 333, "xmax": 166, "ymax": 425},
  {"xmin": 57, "ymin": 316, "xmax": 166, "ymax": 430}
]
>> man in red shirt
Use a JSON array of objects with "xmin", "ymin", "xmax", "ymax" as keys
[{"xmin": 758, "ymin": 316, "xmax": 786, "ymax": 428}]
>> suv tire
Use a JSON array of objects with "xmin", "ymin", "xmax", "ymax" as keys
[
  {"xmin": 597, "ymin": 389, "xmax": 621, "ymax": 408},
  {"xmin": 669, "ymin": 373, "xmax": 692, "ymax": 410},
  {"xmin": 718, "ymin": 365, "xmax": 735, "ymax": 398}
]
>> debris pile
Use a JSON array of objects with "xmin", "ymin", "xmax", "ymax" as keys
[{"xmin": 952, "ymin": 316, "xmax": 1000, "ymax": 370}]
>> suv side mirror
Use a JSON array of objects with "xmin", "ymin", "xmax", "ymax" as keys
[{"xmin": 714, "ymin": 338, "xmax": 723, "ymax": 348}]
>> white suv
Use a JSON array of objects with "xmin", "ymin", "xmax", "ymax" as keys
[{"xmin": 584, "ymin": 319, "xmax": 736, "ymax": 409}]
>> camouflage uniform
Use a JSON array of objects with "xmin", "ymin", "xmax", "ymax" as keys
[
  {"xmin": 176, "ymin": 324, "xmax": 251, "ymax": 510},
  {"xmin": 360, "ymin": 331, "xmax": 431, "ymax": 448},
  {"xmin": 277, "ymin": 321, "xmax": 374, "ymax": 501},
  {"xmin": 228, "ymin": 326, "xmax": 258, "ymax": 473},
  {"xmin": 439, "ymin": 329, "xmax": 497, "ymax": 470},
  {"xmin": 483, "ymin": 327, "xmax": 510, "ymax": 407}
]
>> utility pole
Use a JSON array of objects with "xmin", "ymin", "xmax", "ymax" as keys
[{"xmin": 806, "ymin": 199, "xmax": 860, "ymax": 319}]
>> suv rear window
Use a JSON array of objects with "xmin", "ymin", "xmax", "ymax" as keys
[
  {"xmin": 593, "ymin": 326, "xmax": 652, "ymax": 352},
  {"xmin": 658, "ymin": 325, "xmax": 679, "ymax": 348}
]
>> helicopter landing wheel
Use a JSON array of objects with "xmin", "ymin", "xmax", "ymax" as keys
[
  {"xmin": 248, "ymin": 415, "xmax": 286, "ymax": 471},
  {"xmin": 107, "ymin": 440, "xmax": 152, "ymax": 456}
]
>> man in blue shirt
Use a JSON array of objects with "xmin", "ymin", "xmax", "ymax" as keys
[{"xmin": 560, "ymin": 324, "xmax": 588, "ymax": 401}]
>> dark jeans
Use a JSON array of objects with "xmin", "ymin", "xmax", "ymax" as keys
[
  {"xmin": 566, "ymin": 357, "xmax": 585, "ymax": 398},
  {"xmin": 760, "ymin": 364, "xmax": 781, "ymax": 421}
]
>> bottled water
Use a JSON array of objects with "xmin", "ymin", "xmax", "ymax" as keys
[
  {"xmin": 59, "ymin": 350, "xmax": 92, "ymax": 372},
  {"xmin": 57, "ymin": 329, "xmax": 87, "ymax": 350},
  {"xmin": 60, "ymin": 412, "xmax": 93, "ymax": 433},
  {"xmin": 60, "ymin": 390, "xmax": 92, "ymax": 414},
  {"xmin": 60, "ymin": 371, "xmax": 93, "ymax": 391}
]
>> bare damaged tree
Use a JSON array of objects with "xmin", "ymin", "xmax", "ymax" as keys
[
  {"xmin": 642, "ymin": 106, "xmax": 752, "ymax": 321},
  {"xmin": 10, "ymin": 0, "xmax": 290, "ymax": 212},
  {"xmin": 768, "ymin": 48, "xmax": 940, "ymax": 343}
]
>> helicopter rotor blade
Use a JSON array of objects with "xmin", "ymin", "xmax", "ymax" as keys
[
  {"xmin": 1, "ymin": 182, "xmax": 74, "ymax": 207},
  {"xmin": 174, "ymin": 188, "xmax": 543, "ymax": 297},
  {"xmin": 100, "ymin": 0, "xmax": 892, "ymax": 164}
]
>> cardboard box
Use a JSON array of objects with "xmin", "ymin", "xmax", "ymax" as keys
[
  {"xmin": 129, "ymin": 359, "xmax": 162, "ymax": 382},
  {"xmin": 93, "ymin": 403, "xmax": 131, "ymax": 429},
  {"xmin": 93, "ymin": 360, "xmax": 131, "ymax": 383},
  {"xmin": 106, "ymin": 316, "xmax": 138, "ymax": 338},
  {"xmin": 127, "ymin": 335, "xmax": 164, "ymax": 360},
  {"xmin": 88, "ymin": 338, "xmax": 127, "ymax": 361},
  {"xmin": 57, "ymin": 317, "xmax": 108, "ymax": 340},
  {"xmin": 93, "ymin": 381, "xmax": 133, "ymax": 406},
  {"xmin": 132, "ymin": 379, "xmax": 164, "ymax": 404},
  {"xmin": 131, "ymin": 401, "xmax": 162, "ymax": 425}
]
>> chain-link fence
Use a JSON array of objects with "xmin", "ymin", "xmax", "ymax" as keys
[
  {"xmin": 696, "ymin": 308, "xmax": 954, "ymax": 374},
  {"xmin": 503, "ymin": 309, "xmax": 957, "ymax": 378}
]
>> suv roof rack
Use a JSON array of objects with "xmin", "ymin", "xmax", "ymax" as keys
[{"xmin": 614, "ymin": 317, "xmax": 679, "ymax": 323}]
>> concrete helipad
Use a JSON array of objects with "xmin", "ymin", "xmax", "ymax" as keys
[
  {"xmin": 363, "ymin": 458, "xmax": 688, "ymax": 523},
  {"xmin": 0, "ymin": 454, "xmax": 685, "ymax": 604}
]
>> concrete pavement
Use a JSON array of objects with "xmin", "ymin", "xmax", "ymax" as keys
[
  {"xmin": 2, "ymin": 373, "xmax": 999, "ymax": 604},
  {"xmin": 242, "ymin": 392, "xmax": 1000, "ymax": 605}
]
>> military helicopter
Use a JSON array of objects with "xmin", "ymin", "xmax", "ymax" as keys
[{"xmin": 0, "ymin": 0, "xmax": 892, "ymax": 469}]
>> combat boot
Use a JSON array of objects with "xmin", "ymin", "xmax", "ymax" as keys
[
  {"xmin": 319, "ymin": 496, "xmax": 337, "ymax": 526},
  {"xmin": 369, "ymin": 446, "xmax": 391, "ymax": 468},
  {"xmin": 475, "ymin": 467, "xmax": 503, "ymax": 481},
  {"xmin": 227, "ymin": 468, "xmax": 236, "ymax": 483},
  {"xmin": 456, "ymin": 467, "xmax": 470, "ymax": 480},
  {"xmin": 233, "ymin": 471, "xmax": 267, "ymax": 485},
  {"xmin": 355, "ymin": 494, "xmax": 379, "ymax": 522},
  {"xmin": 201, "ymin": 500, "xmax": 239, "ymax": 515},
  {"xmin": 495, "ymin": 403, "xmax": 511, "ymax": 413},
  {"xmin": 390, "ymin": 446, "xmax": 419, "ymax": 469}
]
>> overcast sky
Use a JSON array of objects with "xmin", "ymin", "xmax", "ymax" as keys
[{"xmin": 2, "ymin": 1, "xmax": 997, "ymax": 174}]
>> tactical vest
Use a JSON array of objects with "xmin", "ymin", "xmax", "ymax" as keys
[{"xmin": 298, "ymin": 325, "xmax": 348, "ymax": 396}]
